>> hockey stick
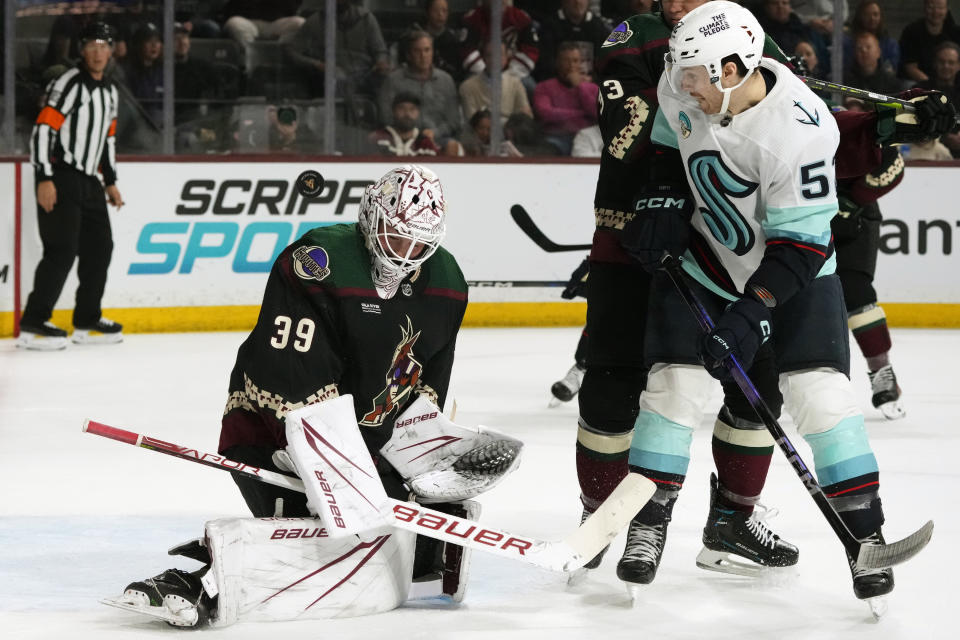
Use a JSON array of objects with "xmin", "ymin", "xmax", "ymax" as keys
[
  {"xmin": 660, "ymin": 255, "xmax": 933, "ymax": 571},
  {"xmin": 800, "ymin": 76, "xmax": 960, "ymax": 127},
  {"xmin": 83, "ymin": 419, "xmax": 654, "ymax": 573},
  {"xmin": 510, "ymin": 205, "xmax": 592, "ymax": 252}
]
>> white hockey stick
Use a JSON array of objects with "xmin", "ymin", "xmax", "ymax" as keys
[{"xmin": 83, "ymin": 419, "xmax": 654, "ymax": 572}]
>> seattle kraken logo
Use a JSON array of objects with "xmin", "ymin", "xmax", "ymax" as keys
[
  {"xmin": 679, "ymin": 111, "xmax": 692, "ymax": 138},
  {"xmin": 793, "ymin": 101, "xmax": 820, "ymax": 126},
  {"xmin": 688, "ymin": 151, "xmax": 759, "ymax": 256}
]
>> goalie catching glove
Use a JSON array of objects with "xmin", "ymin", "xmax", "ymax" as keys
[{"xmin": 380, "ymin": 396, "xmax": 523, "ymax": 503}]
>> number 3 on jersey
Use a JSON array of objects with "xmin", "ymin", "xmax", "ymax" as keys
[
  {"xmin": 688, "ymin": 151, "xmax": 758, "ymax": 256},
  {"xmin": 271, "ymin": 315, "xmax": 315, "ymax": 352}
]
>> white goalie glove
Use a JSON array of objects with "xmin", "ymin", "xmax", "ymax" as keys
[{"xmin": 379, "ymin": 395, "xmax": 524, "ymax": 503}]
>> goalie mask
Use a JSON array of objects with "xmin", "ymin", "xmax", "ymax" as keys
[
  {"xmin": 359, "ymin": 165, "xmax": 446, "ymax": 299},
  {"xmin": 665, "ymin": 1, "xmax": 764, "ymax": 118}
]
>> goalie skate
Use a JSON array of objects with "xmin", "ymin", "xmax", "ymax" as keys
[{"xmin": 102, "ymin": 568, "xmax": 215, "ymax": 627}]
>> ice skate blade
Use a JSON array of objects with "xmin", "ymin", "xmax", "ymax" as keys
[
  {"xmin": 878, "ymin": 400, "xmax": 905, "ymax": 421},
  {"xmin": 548, "ymin": 396, "xmax": 564, "ymax": 408},
  {"xmin": 72, "ymin": 330, "xmax": 123, "ymax": 345},
  {"xmin": 695, "ymin": 547, "xmax": 793, "ymax": 578},
  {"xmin": 567, "ymin": 567, "xmax": 589, "ymax": 586},
  {"xmin": 623, "ymin": 582, "xmax": 644, "ymax": 605},
  {"xmin": 866, "ymin": 595, "xmax": 888, "ymax": 620},
  {"xmin": 101, "ymin": 594, "xmax": 199, "ymax": 627},
  {"xmin": 16, "ymin": 335, "xmax": 68, "ymax": 351}
]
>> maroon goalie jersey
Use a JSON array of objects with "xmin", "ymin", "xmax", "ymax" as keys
[{"xmin": 219, "ymin": 223, "xmax": 468, "ymax": 456}]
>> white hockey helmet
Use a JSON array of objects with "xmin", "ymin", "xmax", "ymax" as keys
[
  {"xmin": 358, "ymin": 164, "xmax": 446, "ymax": 297},
  {"xmin": 665, "ymin": 1, "xmax": 765, "ymax": 115}
]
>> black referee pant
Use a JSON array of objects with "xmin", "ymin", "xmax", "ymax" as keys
[{"xmin": 22, "ymin": 165, "xmax": 113, "ymax": 329}]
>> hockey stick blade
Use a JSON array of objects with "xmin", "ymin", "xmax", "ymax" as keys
[
  {"xmin": 510, "ymin": 205, "xmax": 592, "ymax": 252},
  {"xmin": 857, "ymin": 520, "xmax": 934, "ymax": 570},
  {"xmin": 83, "ymin": 419, "xmax": 652, "ymax": 573}
]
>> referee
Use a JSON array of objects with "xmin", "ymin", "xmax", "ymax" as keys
[{"xmin": 19, "ymin": 22, "xmax": 126, "ymax": 350}]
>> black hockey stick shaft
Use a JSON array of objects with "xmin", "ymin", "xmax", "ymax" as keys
[
  {"xmin": 800, "ymin": 76, "xmax": 960, "ymax": 127},
  {"xmin": 661, "ymin": 255, "xmax": 932, "ymax": 570},
  {"xmin": 510, "ymin": 205, "xmax": 592, "ymax": 252}
]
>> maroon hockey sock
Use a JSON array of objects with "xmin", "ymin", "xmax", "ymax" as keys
[
  {"xmin": 711, "ymin": 418, "xmax": 775, "ymax": 515},
  {"xmin": 575, "ymin": 423, "xmax": 631, "ymax": 510},
  {"xmin": 849, "ymin": 305, "xmax": 892, "ymax": 361}
]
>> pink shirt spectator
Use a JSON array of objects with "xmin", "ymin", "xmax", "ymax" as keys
[{"xmin": 533, "ymin": 78, "xmax": 599, "ymax": 136}]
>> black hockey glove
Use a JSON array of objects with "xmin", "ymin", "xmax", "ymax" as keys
[
  {"xmin": 698, "ymin": 296, "xmax": 772, "ymax": 380},
  {"xmin": 877, "ymin": 89, "xmax": 960, "ymax": 143},
  {"xmin": 621, "ymin": 185, "xmax": 694, "ymax": 272},
  {"xmin": 561, "ymin": 257, "xmax": 590, "ymax": 299}
]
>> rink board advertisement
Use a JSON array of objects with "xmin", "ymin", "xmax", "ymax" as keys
[{"xmin": 2, "ymin": 159, "xmax": 960, "ymax": 334}]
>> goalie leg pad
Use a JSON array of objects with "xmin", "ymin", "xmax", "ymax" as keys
[
  {"xmin": 285, "ymin": 395, "xmax": 393, "ymax": 537},
  {"xmin": 206, "ymin": 517, "xmax": 415, "ymax": 626},
  {"xmin": 380, "ymin": 396, "xmax": 523, "ymax": 503}
]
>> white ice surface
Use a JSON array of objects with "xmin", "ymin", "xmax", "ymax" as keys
[{"xmin": 0, "ymin": 327, "xmax": 956, "ymax": 639}]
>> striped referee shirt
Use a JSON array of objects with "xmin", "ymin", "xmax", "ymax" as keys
[{"xmin": 31, "ymin": 66, "xmax": 119, "ymax": 185}]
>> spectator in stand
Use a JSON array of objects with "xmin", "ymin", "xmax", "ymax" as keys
[
  {"xmin": 120, "ymin": 22, "xmax": 164, "ymax": 126},
  {"xmin": 794, "ymin": 39, "xmax": 827, "ymax": 80},
  {"xmin": 919, "ymin": 41, "xmax": 960, "ymax": 106},
  {"xmin": 175, "ymin": 1, "xmax": 227, "ymax": 39},
  {"xmin": 502, "ymin": 112, "xmax": 558, "ymax": 156},
  {"xmin": 221, "ymin": 0, "xmax": 304, "ymax": 47},
  {"xmin": 459, "ymin": 39, "xmax": 533, "ymax": 123},
  {"xmin": 267, "ymin": 105, "xmax": 318, "ymax": 153},
  {"xmin": 844, "ymin": 31, "xmax": 904, "ymax": 96},
  {"xmin": 535, "ymin": 0, "xmax": 612, "ymax": 81},
  {"xmin": 39, "ymin": 16, "xmax": 79, "ymax": 77},
  {"xmin": 461, "ymin": 107, "xmax": 492, "ymax": 156},
  {"xmin": 378, "ymin": 30, "xmax": 462, "ymax": 156},
  {"xmin": 900, "ymin": 0, "xmax": 960, "ymax": 84},
  {"xmin": 790, "ymin": 0, "xmax": 848, "ymax": 38},
  {"xmin": 461, "ymin": 0, "xmax": 540, "ymax": 91},
  {"xmin": 367, "ymin": 93, "xmax": 442, "ymax": 157},
  {"xmin": 758, "ymin": 0, "xmax": 829, "ymax": 73},
  {"xmin": 533, "ymin": 43, "xmax": 599, "ymax": 155},
  {"xmin": 843, "ymin": 1, "xmax": 899, "ymax": 75},
  {"xmin": 918, "ymin": 41, "xmax": 960, "ymax": 157},
  {"xmin": 412, "ymin": 0, "xmax": 467, "ymax": 82},
  {"xmin": 571, "ymin": 124, "xmax": 602, "ymax": 157},
  {"xmin": 286, "ymin": 0, "xmax": 390, "ymax": 99},
  {"xmin": 174, "ymin": 22, "xmax": 233, "ymax": 151}
]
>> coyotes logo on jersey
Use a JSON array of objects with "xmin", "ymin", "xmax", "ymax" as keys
[{"xmin": 361, "ymin": 316, "xmax": 423, "ymax": 427}]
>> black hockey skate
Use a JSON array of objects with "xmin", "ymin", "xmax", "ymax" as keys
[
  {"xmin": 697, "ymin": 474, "xmax": 799, "ymax": 577},
  {"xmin": 550, "ymin": 363, "xmax": 585, "ymax": 405},
  {"xmin": 73, "ymin": 317, "xmax": 123, "ymax": 345},
  {"xmin": 103, "ymin": 568, "xmax": 216, "ymax": 627},
  {"xmin": 16, "ymin": 321, "xmax": 68, "ymax": 351},
  {"xmin": 846, "ymin": 530, "xmax": 894, "ymax": 619},
  {"xmin": 616, "ymin": 517, "xmax": 668, "ymax": 590},
  {"xmin": 868, "ymin": 365, "xmax": 905, "ymax": 420},
  {"xmin": 566, "ymin": 507, "xmax": 609, "ymax": 586}
]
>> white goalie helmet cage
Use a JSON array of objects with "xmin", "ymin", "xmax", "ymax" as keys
[
  {"xmin": 358, "ymin": 165, "xmax": 447, "ymax": 287},
  {"xmin": 665, "ymin": 1, "xmax": 765, "ymax": 114}
]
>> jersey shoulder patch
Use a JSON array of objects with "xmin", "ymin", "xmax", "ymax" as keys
[
  {"xmin": 291, "ymin": 223, "xmax": 372, "ymax": 289},
  {"xmin": 600, "ymin": 14, "xmax": 669, "ymax": 52}
]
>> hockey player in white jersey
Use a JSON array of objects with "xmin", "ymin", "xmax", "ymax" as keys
[{"xmin": 617, "ymin": 1, "xmax": 898, "ymax": 611}]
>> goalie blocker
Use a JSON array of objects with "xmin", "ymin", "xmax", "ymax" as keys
[{"xmin": 105, "ymin": 395, "xmax": 521, "ymax": 627}]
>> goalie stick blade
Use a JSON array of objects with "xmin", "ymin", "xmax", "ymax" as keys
[
  {"xmin": 510, "ymin": 205, "xmax": 592, "ymax": 253},
  {"xmin": 855, "ymin": 520, "xmax": 934, "ymax": 570},
  {"xmin": 560, "ymin": 473, "xmax": 656, "ymax": 572}
]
